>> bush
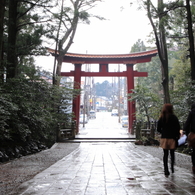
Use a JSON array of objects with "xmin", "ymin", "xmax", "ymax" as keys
[{"xmin": 0, "ymin": 76, "xmax": 75, "ymax": 149}]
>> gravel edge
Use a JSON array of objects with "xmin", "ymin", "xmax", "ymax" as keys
[
  {"xmin": 0, "ymin": 142, "xmax": 80, "ymax": 195},
  {"xmin": 134, "ymin": 144, "xmax": 192, "ymax": 171}
]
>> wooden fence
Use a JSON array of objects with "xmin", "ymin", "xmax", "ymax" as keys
[{"xmin": 57, "ymin": 120, "xmax": 77, "ymax": 141}]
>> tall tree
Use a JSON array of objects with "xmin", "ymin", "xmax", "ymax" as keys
[
  {"xmin": 130, "ymin": 39, "xmax": 146, "ymax": 53},
  {"xmin": 146, "ymin": 0, "xmax": 170, "ymax": 103},
  {"xmin": 6, "ymin": 0, "xmax": 18, "ymax": 79},
  {"xmin": 186, "ymin": 0, "xmax": 195, "ymax": 81},
  {"xmin": 95, "ymin": 80, "xmax": 113, "ymax": 98},
  {"xmin": 47, "ymin": 0, "xmax": 103, "ymax": 86},
  {"xmin": 129, "ymin": 40, "xmax": 163, "ymax": 121},
  {"xmin": 139, "ymin": 0, "xmax": 195, "ymax": 102},
  {"xmin": 6, "ymin": 0, "xmax": 52, "ymax": 80},
  {"xmin": 0, "ymin": 0, "xmax": 5, "ymax": 83}
]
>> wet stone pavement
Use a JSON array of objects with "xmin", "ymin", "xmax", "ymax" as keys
[{"xmin": 10, "ymin": 142, "xmax": 195, "ymax": 195}]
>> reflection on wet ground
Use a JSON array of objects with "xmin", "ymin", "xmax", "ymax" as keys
[
  {"xmin": 14, "ymin": 142, "xmax": 195, "ymax": 195},
  {"xmin": 9, "ymin": 112, "xmax": 195, "ymax": 195},
  {"xmin": 76, "ymin": 112, "xmax": 134, "ymax": 139}
]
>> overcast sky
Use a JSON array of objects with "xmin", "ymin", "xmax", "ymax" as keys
[
  {"xmin": 69, "ymin": 0, "xmax": 153, "ymax": 54},
  {"xmin": 36, "ymin": 0, "xmax": 154, "ymax": 83}
]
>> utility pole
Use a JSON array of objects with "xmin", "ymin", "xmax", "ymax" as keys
[
  {"xmin": 118, "ymin": 64, "xmax": 121, "ymax": 123},
  {"xmin": 83, "ymin": 77, "xmax": 86, "ymax": 128},
  {"xmin": 123, "ymin": 77, "xmax": 127, "ymax": 115}
]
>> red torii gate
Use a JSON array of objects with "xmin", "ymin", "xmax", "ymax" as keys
[{"xmin": 48, "ymin": 48, "xmax": 158, "ymax": 134}]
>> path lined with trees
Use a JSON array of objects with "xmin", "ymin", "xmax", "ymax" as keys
[
  {"xmin": 0, "ymin": 0, "xmax": 101, "ymax": 162},
  {"xmin": 1, "ymin": 0, "xmax": 195, "ymax": 162}
]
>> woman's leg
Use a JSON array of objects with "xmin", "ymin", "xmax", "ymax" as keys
[
  {"xmin": 163, "ymin": 149, "xmax": 169, "ymax": 175},
  {"xmin": 170, "ymin": 149, "xmax": 175, "ymax": 173}
]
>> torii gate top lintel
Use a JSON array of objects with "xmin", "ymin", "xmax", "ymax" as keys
[{"xmin": 48, "ymin": 48, "xmax": 158, "ymax": 64}]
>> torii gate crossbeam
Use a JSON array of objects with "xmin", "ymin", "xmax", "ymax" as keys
[{"xmin": 48, "ymin": 48, "xmax": 158, "ymax": 134}]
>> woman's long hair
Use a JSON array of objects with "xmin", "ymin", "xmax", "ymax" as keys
[{"xmin": 160, "ymin": 104, "xmax": 173, "ymax": 123}]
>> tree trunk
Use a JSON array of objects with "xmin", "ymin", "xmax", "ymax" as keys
[
  {"xmin": 158, "ymin": 0, "xmax": 170, "ymax": 103},
  {"xmin": 52, "ymin": 0, "xmax": 64, "ymax": 85},
  {"xmin": 55, "ymin": 54, "xmax": 64, "ymax": 86},
  {"xmin": 7, "ymin": 0, "xmax": 18, "ymax": 79},
  {"xmin": 186, "ymin": 0, "xmax": 195, "ymax": 81},
  {"xmin": 55, "ymin": 22, "xmax": 78, "ymax": 86},
  {"xmin": 147, "ymin": 0, "xmax": 170, "ymax": 103},
  {"xmin": 0, "ymin": 0, "xmax": 5, "ymax": 83}
]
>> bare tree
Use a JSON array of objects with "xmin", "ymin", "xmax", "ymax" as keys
[
  {"xmin": 146, "ymin": 0, "xmax": 170, "ymax": 103},
  {"xmin": 49, "ymin": 0, "xmax": 103, "ymax": 86}
]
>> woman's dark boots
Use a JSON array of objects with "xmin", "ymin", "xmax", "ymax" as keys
[
  {"xmin": 164, "ymin": 161, "xmax": 173, "ymax": 175},
  {"xmin": 170, "ymin": 150, "xmax": 175, "ymax": 173},
  {"xmin": 163, "ymin": 150, "xmax": 170, "ymax": 176},
  {"xmin": 164, "ymin": 164, "xmax": 170, "ymax": 176},
  {"xmin": 171, "ymin": 162, "xmax": 174, "ymax": 173},
  {"xmin": 192, "ymin": 148, "xmax": 195, "ymax": 173}
]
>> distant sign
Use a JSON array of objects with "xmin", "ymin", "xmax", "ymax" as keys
[{"xmin": 96, "ymin": 102, "xmax": 99, "ymax": 104}]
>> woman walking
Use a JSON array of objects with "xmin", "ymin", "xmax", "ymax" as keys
[
  {"xmin": 157, "ymin": 104, "xmax": 180, "ymax": 176},
  {"xmin": 183, "ymin": 103, "xmax": 195, "ymax": 174}
]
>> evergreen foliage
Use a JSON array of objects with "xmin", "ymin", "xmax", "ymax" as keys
[
  {"xmin": 0, "ymin": 0, "xmax": 84, "ymax": 152},
  {"xmin": 0, "ymin": 74, "xmax": 76, "ymax": 147},
  {"xmin": 95, "ymin": 80, "xmax": 113, "ymax": 98}
]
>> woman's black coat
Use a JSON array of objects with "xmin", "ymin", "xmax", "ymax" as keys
[{"xmin": 157, "ymin": 114, "xmax": 180, "ymax": 139}]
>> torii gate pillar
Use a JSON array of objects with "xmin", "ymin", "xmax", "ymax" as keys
[
  {"xmin": 72, "ymin": 64, "xmax": 81, "ymax": 134},
  {"xmin": 126, "ymin": 64, "xmax": 136, "ymax": 134}
]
